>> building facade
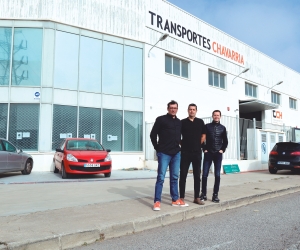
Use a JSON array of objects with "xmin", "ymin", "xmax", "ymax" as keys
[{"xmin": 0, "ymin": 0, "xmax": 299, "ymax": 171}]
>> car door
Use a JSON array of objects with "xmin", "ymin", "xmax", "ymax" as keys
[
  {"xmin": 3, "ymin": 140, "xmax": 22, "ymax": 171},
  {"xmin": 0, "ymin": 140, "xmax": 8, "ymax": 173}
]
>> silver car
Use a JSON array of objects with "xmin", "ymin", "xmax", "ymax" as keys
[{"xmin": 0, "ymin": 138, "xmax": 33, "ymax": 175}]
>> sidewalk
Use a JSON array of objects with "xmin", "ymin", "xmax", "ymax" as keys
[{"xmin": 0, "ymin": 170, "xmax": 299, "ymax": 250}]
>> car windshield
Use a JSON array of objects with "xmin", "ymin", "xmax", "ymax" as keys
[
  {"xmin": 275, "ymin": 142, "xmax": 300, "ymax": 151},
  {"xmin": 66, "ymin": 140, "xmax": 104, "ymax": 151}
]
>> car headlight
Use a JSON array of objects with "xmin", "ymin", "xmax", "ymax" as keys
[
  {"xmin": 67, "ymin": 154, "xmax": 78, "ymax": 162},
  {"xmin": 104, "ymin": 154, "xmax": 111, "ymax": 162}
]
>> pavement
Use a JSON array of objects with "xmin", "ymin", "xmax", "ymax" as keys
[{"xmin": 0, "ymin": 169, "xmax": 300, "ymax": 250}]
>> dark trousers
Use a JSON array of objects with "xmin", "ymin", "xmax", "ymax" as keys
[
  {"xmin": 179, "ymin": 152, "xmax": 202, "ymax": 199},
  {"xmin": 201, "ymin": 151, "xmax": 223, "ymax": 195}
]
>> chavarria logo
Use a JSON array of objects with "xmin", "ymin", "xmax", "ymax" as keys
[
  {"xmin": 148, "ymin": 11, "xmax": 211, "ymax": 51},
  {"xmin": 148, "ymin": 11, "xmax": 245, "ymax": 65}
]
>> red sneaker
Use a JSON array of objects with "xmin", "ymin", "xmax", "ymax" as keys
[
  {"xmin": 153, "ymin": 201, "xmax": 161, "ymax": 211},
  {"xmin": 172, "ymin": 199, "xmax": 189, "ymax": 207}
]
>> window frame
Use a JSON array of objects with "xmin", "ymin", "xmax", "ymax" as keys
[
  {"xmin": 289, "ymin": 97, "xmax": 297, "ymax": 110},
  {"xmin": 245, "ymin": 82, "xmax": 258, "ymax": 98},
  {"xmin": 208, "ymin": 69, "xmax": 227, "ymax": 90},
  {"xmin": 271, "ymin": 91, "xmax": 281, "ymax": 105},
  {"xmin": 165, "ymin": 54, "xmax": 190, "ymax": 79}
]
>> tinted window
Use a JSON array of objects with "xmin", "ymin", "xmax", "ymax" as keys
[
  {"xmin": 66, "ymin": 140, "xmax": 104, "ymax": 151},
  {"xmin": 275, "ymin": 143, "xmax": 300, "ymax": 151},
  {"xmin": 0, "ymin": 141, "xmax": 4, "ymax": 151},
  {"xmin": 3, "ymin": 140, "xmax": 16, "ymax": 152}
]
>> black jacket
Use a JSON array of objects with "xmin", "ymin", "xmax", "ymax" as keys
[
  {"xmin": 203, "ymin": 121, "xmax": 228, "ymax": 153},
  {"xmin": 150, "ymin": 113, "xmax": 181, "ymax": 155}
]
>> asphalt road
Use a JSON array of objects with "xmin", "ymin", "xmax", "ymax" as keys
[{"xmin": 73, "ymin": 192, "xmax": 300, "ymax": 250}]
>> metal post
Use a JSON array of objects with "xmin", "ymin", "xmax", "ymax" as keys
[
  {"xmin": 236, "ymin": 114, "xmax": 240, "ymax": 160},
  {"xmin": 253, "ymin": 118, "xmax": 257, "ymax": 159}
]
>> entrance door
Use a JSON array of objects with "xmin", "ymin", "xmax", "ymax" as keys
[
  {"xmin": 270, "ymin": 133, "xmax": 276, "ymax": 150},
  {"xmin": 261, "ymin": 133, "xmax": 268, "ymax": 163}
]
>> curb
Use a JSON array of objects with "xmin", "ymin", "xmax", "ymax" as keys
[{"xmin": 2, "ymin": 186, "xmax": 300, "ymax": 250}]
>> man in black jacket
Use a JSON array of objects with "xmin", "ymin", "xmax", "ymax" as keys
[
  {"xmin": 179, "ymin": 103, "xmax": 206, "ymax": 205},
  {"xmin": 201, "ymin": 110, "xmax": 228, "ymax": 203},
  {"xmin": 150, "ymin": 100, "xmax": 187, "ymax": 211}
]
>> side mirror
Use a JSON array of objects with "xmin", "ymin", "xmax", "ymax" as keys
[
  {"xmin": 56, "ymin": 148, "xmax": 64, "ymax": 153},
  {"xmin": 106, "ymin": 149, "xmax": 111, "ymax": 153},
  {"xmin": 17, "ymin": 149, "xmax": 22, "ymax": 153}
]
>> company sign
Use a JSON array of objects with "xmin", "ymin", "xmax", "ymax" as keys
[
  {"xmin": 147, "ymin": 11, "xmax": 244, "ymax": 65},
  {"xmin": 272, "ymin": 110, "xmax": 283, "ymax": 125}
]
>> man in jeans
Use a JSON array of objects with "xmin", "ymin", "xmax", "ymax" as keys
[
  {"xmin": 150, "ymin": 100, "xmax": 188, "ymax": 211},
  {"xmin": 201, "ymin": 110, "xmax": 228, "ymax": 203},
  {"xmin": 179, "ymin": 103, "xmax": 206, "ymax": 205}
]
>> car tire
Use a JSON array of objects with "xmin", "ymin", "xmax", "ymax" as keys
[
  {"xmin": 104, "ymin": 172, "xmax": 111, "ymax": 178},
  {"xmin": 61, "ymin": 162, "xmax": 69, "ymax": 179},
  {"xmin": 269, "ymin": 167, "xmax": 277, "ymax": 174},
  {"xmin": 21, "ymin": 159, "xmax": 33, "ymax": 175}
]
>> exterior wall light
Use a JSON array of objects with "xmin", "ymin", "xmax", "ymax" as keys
[
  {"xmin": 267, "ymin": 81, "xmax": 283, "ymax": 93},
  {"xmin": 232, "ymin": 67, "xmax": 250, "ymax": 84},
  {"xmin": 148, "ymin": 33, "xmax": 169, "ymax": 57}
]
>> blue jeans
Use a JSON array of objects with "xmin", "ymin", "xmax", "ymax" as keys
[
  {"xmin": 201, "ymin": 151, "xmax": 223, "ymax": 195},
  {"xmin": 154, "ymin": 152, "xmax": 180, "ymax": 202}
]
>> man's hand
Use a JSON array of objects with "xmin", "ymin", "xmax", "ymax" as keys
[
  {"xmin": 219, "ymin": 150, "xmax": 223, "ymax": 153},
  {"xmin": 204, "ymin": 150, "xmax": 208, "ymax": 153}
]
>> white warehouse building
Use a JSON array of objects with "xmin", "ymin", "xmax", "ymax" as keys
[{"xmin": 0, "ymin": 0, "xmax": 299, "ymax": 172}]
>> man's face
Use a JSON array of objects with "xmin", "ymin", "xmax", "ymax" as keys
[
  {"xmin": 167, "ymin": 104, "xmax": 178, "ymax": 116},
  {"xmin": 188, "ymin": 106, "xmax": 197, "ymax": 118},
  {"xmin": 212, "ymin": 112, "xmax": 221, "ymax": 122}
]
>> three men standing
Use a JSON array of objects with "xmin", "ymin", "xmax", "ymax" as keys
[{"xmin": 179, "ymin": 104, "xmax": 206, "ymax": 205}]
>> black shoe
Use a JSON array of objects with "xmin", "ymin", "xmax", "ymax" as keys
[
  {"xmin": 212, "ymin": 194, "xmax": 220, "ymax": 203},
  {"xmin": 200, "ymin": 193, "xmax": 207, "ymax": 201}
]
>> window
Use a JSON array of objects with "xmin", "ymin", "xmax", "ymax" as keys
[
  {"xmin": 54, "ymin": 31, "xmax": 79, "ymax": 90},
  {"xmin": 102, "ymin": 41, "xmax": 123, "ymax": 95},
  {"xmin": 124, "ymin": 46, "xmax": 143, "ymax": 97},
  {"xmin": 8, "ymin": 104, "xmax": 40, "ymax": 151},
  {"xmin": 78, "ymin": 107, "xmax": 101, "ymax": 141},
  {"xmin": 52, "ymin": 105, "xmax": 77, "ymax": 150},
  {"xmin": 124, "ymin": 111, "xmax": 143, "ymax": 151},
  {"xmin": 2, "ymin": 140, "xmax": 16, "ymax": 152},
  {"xmin": 0, "ymin": 104, "xmax": 8, "ymax": 138},
  {"xmin": 102, "ymin": 109, "xmax": 122, "ymax": 151},
  {"xmin": 79, "ymin": 36, "xmax": 102, "ymax": 92},
  {"xmin": 165, "ymin": 55, "xmax": 189, "ymax": 79},
  {"xmin": 271, "ymin": 91, "xmax": 280, "ymax": 105},
  {"xmin": 0, "ymin": 28, "xmax": 12, "ymax": 86},
  {"xmin": 245, "ymin": 83, "xmax": 257, "ymax": 98},
  {"xmin": 209, "ymin": 70, "xmax": 226, "ymax": 89},
  {"xmin": 289, "ymin": 98, "xmax": 297, "ymax": 109},
  {"xmin": 12, "ymin": 28, "xmax": 43, "ymax": 86}
]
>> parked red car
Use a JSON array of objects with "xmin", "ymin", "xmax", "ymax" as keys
[{"xmin": 53, "ymin": 138, "xmax": 112, "ymax": 179}]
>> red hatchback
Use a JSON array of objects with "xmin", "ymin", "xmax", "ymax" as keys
[{"xmin": 53, "ymin": 138, "xmax": 112, "ymax": 179}]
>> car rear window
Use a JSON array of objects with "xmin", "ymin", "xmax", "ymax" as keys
[
  {"xmin": 66, "ymin": 140, "xmax": 104, "ymax": 151},
  {"xmin": 273, "ymin": 143, "xmax": 300, "ymax": 151}
]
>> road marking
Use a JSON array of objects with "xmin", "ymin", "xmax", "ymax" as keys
[{"xmin": 200, "ymin": 240, "xmax": 234, "ymax": 250}]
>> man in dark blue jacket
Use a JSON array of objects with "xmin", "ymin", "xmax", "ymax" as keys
[
  {"xmin": 201, "ymin": 110, "xmax": 228, "ymax": 203},
  {"xmin": 150, "ymin": 100, "xmax": 188, "ymax": 211}
]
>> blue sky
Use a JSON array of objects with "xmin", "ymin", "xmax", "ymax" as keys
[{"xmin": 168, "ymin": 0, "xmax": 300, "ymax": 73}]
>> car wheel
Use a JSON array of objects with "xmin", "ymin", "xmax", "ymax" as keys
[
  {"xmin": 21, "ymin": 159, "xmax": 33, "ymax": 175},
  {"xmin": 269, "ymin": 167, "xmax": 277, "ymax": 174},
  {"xmin": 104, "ymin": 172, "xmax": 111, "ymax": 178},
  {"xmin": 61, "ymin": 162, "xmax": 69, "ymax": 179}
]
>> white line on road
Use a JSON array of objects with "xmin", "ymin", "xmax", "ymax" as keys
[{"xmin": 199, "ymin": 240, "xmax": 234, "ymax": 250}]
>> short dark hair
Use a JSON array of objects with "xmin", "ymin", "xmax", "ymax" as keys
[
  {"xmin": 212, "ymin": 110, "xmax": 221, "ymax": 116},
  {"xmin": 167, "ymin": 100, "xmax": 178, "ymax": 108},
  {"xmin": 188, "ymin": 103, "xmax": 197, "ymax": 110}
]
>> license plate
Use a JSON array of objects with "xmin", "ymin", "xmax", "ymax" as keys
[
  {"xmin": 277, "ymin": 161, "xmax": 290, "ymax": 165},
  {"xmin": 84, "ymin": 163, "xmax": 100, "ymax": 167}
]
